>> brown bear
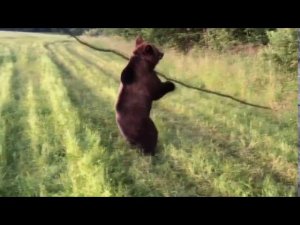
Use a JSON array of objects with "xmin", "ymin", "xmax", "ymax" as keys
[{"xmin": 115, "ymin": 36, "xmax": 175, "ymax": 155}]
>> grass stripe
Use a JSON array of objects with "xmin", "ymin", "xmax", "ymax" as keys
[{"xmin": 38, "ymin": 49, "xmax": 112, "ymax": 196}]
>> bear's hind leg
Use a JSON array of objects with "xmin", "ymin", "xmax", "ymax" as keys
[{"xmin": 138, "ymin": 119, "xmax": 158, "ymax": 156}]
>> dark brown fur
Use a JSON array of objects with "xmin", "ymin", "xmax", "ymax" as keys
[{"xmin": 115, "ymin": 37, "xmax": 175, "ymax": 155}]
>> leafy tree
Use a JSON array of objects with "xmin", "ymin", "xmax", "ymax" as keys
[{"xmin": 262, "ymin": 28, "xmax": 297, "ymax": 73}]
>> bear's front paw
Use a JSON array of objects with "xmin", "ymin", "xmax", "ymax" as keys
[{"xmin": 165, "ymin": 81, "xmax": 175, "ymax": 92}]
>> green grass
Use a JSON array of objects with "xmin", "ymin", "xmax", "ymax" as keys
[{"xmin": 0, "ymin": 31, "xmax": 297, "ymax": 196}]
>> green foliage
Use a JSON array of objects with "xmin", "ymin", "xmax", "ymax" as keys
[
  {"xmin": 90, "ymin": 28, "xmax": 277, "ymax": 53},
  {"xmin": 84, "ymin": 29, "xmax": 104, "ymax": 36},
  {"xmin": 88, "ymin": 28, "xmax": 297, "ymax": 73},
  {"xmin": 64, "ymin": 28, "xmax": 87, "ymax": 35},
  {"xmin": 148, "ymin": 28, "xmax": 203, "ymax": 53},
  {"xmin": 110, "ymin": 28, "xmax": 144, "ymax": 39},
  {"xmin": 204, "ymin": 29, "xmax": 237, "ymax": 51},
  {"xmin": 203, "ymin": 28, "xmax": 274, "ymax": 52},
  {"xmin": 262, "ymin": 28, "xmax": 298, "ymax": 73},
  {"xmin": 243, "ymin": 28, "xmax": 273, "ymax": 44}
]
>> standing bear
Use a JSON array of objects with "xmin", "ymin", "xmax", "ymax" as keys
[{"xmin": 115, "ymin": 36, "xmax": 175, "ymax": 155}]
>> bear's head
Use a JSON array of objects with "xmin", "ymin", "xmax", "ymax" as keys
[{"xmin": 133, "ymin": 36, "xmax": 164, "ymax": 68}]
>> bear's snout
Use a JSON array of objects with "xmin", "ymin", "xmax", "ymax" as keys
[{"xmin": 159, "ymin": 52, "xmax": 164, "ymax": 59}]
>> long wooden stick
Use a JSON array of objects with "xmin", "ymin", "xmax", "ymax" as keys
[{"xmin": 66, "ymin": 31, "xmax": 272, "ymax": 110}]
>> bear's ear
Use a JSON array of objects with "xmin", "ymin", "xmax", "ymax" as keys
[
  {"xmin": 136, "ymin": 36, "xmax": 144, "ymax": 46},
  {"xmin": 144, "ymin": 45, "xmax": 153, "ymax": 55}
]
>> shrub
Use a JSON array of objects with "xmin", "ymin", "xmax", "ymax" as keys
[{"xmin": 262, "ymin": 28, "xmax": 298, "ymax": 73}]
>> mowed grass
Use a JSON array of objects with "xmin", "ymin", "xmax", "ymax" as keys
[{"xmin": 0, "ymin": 31, "xmax": 297, "ymax": 196}]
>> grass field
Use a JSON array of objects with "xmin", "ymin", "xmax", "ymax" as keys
[{"xmin": 0, "ymin": 31, "xmax": 297, "ymax": 196}]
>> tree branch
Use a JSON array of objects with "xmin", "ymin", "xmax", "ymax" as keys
[
  {"xmin": 65, "ymin": 31, "xmax": 272, "ymax": 110},
  {"xmin": 68, "ymin": 32, "xmax": 130, "ymax": 61}
]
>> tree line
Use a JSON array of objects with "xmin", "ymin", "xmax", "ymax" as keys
[{"xmin": 86, "ymin": 28, "xmax": 298, "ymax": 73}]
